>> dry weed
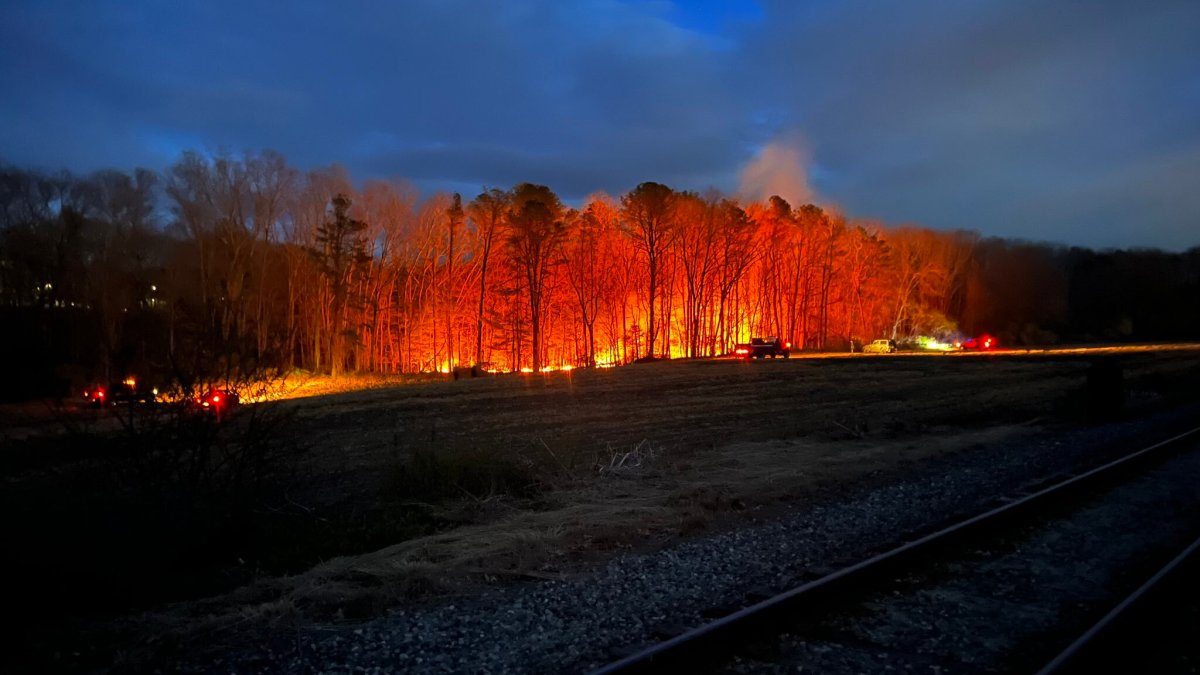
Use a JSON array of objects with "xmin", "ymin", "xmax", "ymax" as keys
[{"xmin": 30, "ymin": 346, "xmax": 1200, "ymax": 665}]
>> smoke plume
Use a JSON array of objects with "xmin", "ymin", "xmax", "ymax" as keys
[{"xmin": 737, "ymin": 135, "xmax": 818, "ymax": 209}]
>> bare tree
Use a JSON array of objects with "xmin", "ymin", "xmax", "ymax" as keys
[
  {"xmin": 620, "ymin": 181, "xmax": 677, "ymax": 358},
  {"xmin": 506, "ymin": 183, "xmax": 566, "ymax": 371},
  {"xmin": 466, "ymin": 188, "xmax": 509, "ymax": 367},
  {"xmin": 565, "ymin": 194, "xmax": 622, "ymax": 367}
]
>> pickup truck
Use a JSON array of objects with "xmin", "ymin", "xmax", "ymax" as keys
[{"xmin": 734, "ymin": 337, "xmax": 791, "ymax": 359}]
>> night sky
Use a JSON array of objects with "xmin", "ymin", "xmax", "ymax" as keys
[{"xmin": 2, "ymin": 0, "xmax": 1197, "ymax": 250}]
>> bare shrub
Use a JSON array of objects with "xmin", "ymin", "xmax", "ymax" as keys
[
  {"xmin": 5, "ymin": 381, "xmax": 309, "ymax": 672},
  {"xmin": 387, "ymin": 444, "xmax": 542, "ymax": 503},
  {"xmin": 596, "ymin": 439, "xmax": 658, "ymax": 475},
  {"xmin": 115, "ymin": 398, "xmax": 300, "ymax": 525}
]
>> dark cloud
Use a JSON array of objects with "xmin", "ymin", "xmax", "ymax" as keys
[
  {"xmin": 1, "ymin": 0, "xmax": 1196, "ymax": 249},
  {"xmin": 740, "ymin": 0, "xmax": 1200, "ymax": 249},
  {"xmin": 360, "ymin": 127, "xmax": 746, "ymax": 202}
]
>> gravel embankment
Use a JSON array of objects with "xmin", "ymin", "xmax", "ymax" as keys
[
  {"xmin": 191, "ymin": 402, "xmax": 1200, "ymax": 674},
  {"xmin": 733, "ymin": 431, "xmax": 1200, "ymax": 673}
]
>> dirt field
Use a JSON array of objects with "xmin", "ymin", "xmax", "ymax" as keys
[
  {"xmin": 281, "ymin": 345, "xmax": 1200, "ymax": 498},
  {"xmin": 6, "ymin": 345, "xmax": 1200, "ymax": 669},
  {"xmin": 182, "ymin": 346, "xmax": 1200, "ymax": 617}
]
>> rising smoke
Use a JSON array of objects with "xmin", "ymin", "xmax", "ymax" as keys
[{"xmin": 737, "ymin": 134, "xmax": 819, "ymax": 209}]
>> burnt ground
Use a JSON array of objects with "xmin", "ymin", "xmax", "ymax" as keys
[{"xmin": 3, "ymin": 345, "xmax": 1200, "ymax": 671}]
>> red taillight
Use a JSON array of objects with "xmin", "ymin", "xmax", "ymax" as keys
[
  {"xmin": 97, "ymin": 391, "xmax": 104, "ymax": 398},
  {"xmin": 785, "ymin": 342, "xmax": 791, "ymax": 348},
  {"xmin": 212, "ymin": 394, "xmax": 221, "ymax": 403}
]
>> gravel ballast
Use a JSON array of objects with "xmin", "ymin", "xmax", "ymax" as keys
[{"xmin": 733, "ymin": 432, "xmax": 1200, "ymax": 673}]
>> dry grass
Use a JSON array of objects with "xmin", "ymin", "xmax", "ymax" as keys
[
  {"xmin": 248, "ymin": 370, "xmax": 446, "ymax": 403},
  {"xmin": 12, "ymin": 344, "xmax": 1200, "ymax": 666},
  {"xmin": 139, "ymin": 422, "xmax": 1046, "ymax": 655},
  {"xmin": 234, "ymin": 345, "xmax": 1200, "ymax": 565}
]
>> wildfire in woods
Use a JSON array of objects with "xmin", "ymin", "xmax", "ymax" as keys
[{"xmin": 2, "ymin": 153, "xmax": 1198, "ymax": 390}]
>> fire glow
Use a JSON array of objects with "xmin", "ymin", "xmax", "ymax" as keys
[{"xmin": 36, "ymin": 153, "xmax": 1006, "ymax": 378}]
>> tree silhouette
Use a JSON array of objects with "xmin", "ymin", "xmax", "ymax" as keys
[
  {"xmin": 621, "ymin": 181, "xmax": 677, "ymax": 359},
  {"xmin": 311, "ymin": 193, "xmax": 369, "ymax": 375},
  {"xmin": 467, "ymin": 188, "xmax": 509, "ymax": 367},
  {"xmin": 506, "ymin": 183, "xmax": 565, "ymax": 372}
]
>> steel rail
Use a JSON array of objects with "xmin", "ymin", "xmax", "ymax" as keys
[
  {"xmin": 589, "ymin": 425, "xmax": 1200, "ymax": 675},
  {"xmin": 1035, "ymin": 532, "xmax": 1200, "ymax": 675}
]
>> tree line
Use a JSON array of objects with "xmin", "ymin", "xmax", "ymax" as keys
[{"xmin": 2, "ymin": 151, "xmax": 1197, "ymax": 395}]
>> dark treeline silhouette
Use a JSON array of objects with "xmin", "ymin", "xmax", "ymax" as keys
[{"xmin": 2, "ymin": 152, "xmax": 1197, "ymax": 398}]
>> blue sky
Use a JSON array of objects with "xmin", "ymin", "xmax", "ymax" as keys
[{"xmin": 1, "ymin": 0, "xmax": 1197, "ymax": 250}]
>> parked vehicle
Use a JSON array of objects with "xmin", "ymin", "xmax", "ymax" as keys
[
  {"xmin": 734, "ymin": 337, "xmax": 791, "ymax": 359},
  {"xmin": 863, "ymin": 339, "xmax": 897, "ymax": 354},
  {"xmin": 83, "ymin": 377, "xmax": 157, "ymax": 407},
  {"xmin": 109, "ymin": 377, "xmax": 158, "ymax": 404},
  {"xmin": 957, "ymin": 334, "xmax": 997, "ymax": 351},
  {"xmin": 83, "ymin": 385, "xmax": 108, "ymax": 407},
  {"xmin": 191, "ymin": 388, "xmax": 240, "ymax": 417}
]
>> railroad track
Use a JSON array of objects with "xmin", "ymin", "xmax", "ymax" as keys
[
  {"xmin": 590, "ymin": 426, "xmax": 1200, "ymax": 674},
  {"xmin": 1037, "ymin": 531, "xmax": 1200, "ymax": 674}
]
